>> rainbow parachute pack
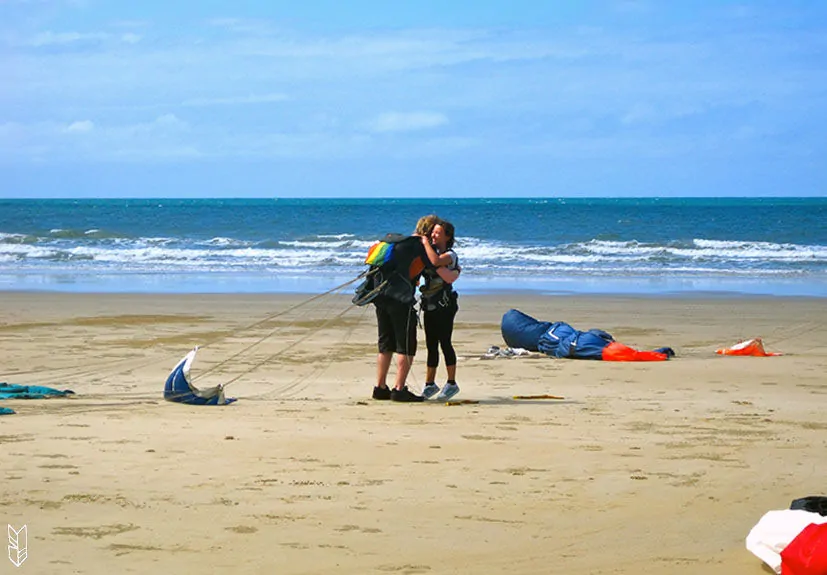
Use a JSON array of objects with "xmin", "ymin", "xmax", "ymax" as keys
[
  {"xmin": 353, "ymin": 234, "xmax": 427, "ymax": 306},
  {"xmin": 365, "ymin": 241, "xmax": 395, "ymax": 266}
]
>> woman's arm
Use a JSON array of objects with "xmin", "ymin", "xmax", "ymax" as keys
[
  {"xmin": 419, "ymin": 235, "xmax": 440, "ymax": 266},
  {"xmin": 418, "ymin": 236, "xmax": 454, "ymax": 267},
  {"xmin": 436, "ymin": 266, "xmax": 460, "ymax": 284}
]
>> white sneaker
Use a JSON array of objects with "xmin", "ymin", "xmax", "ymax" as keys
[
  {"xmin": 437, "ymin": 382, "xmax": 460, "ymax": 400},
  {"xmin": 422, "ymin": 383, "xmax": 440, "ymax": 399}
]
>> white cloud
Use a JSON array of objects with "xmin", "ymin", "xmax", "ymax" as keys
[
  {"xmin": 182, "ymin": 93, "xmax": 289, "ymax": 107},
  {"xmin": 3, "ymin": 8, "xmax": 825, "ymax": 172},
  {"xmin": 368, "ymin": 112, "xmax": 448, "ymax": 133},
  {"xmin": 122, "ymin": 114, "xmax": 187, "ymax": 135},
  {"xmin": 65, "ymin": 120, "xmax": 94, "ymax": 133},
  {"xmin": 109, "ymin": 20, "xmax": 150, "ymax": 29},
  {"xmin": 120, "ymin": 33, "xmax": 142, "ymax": 44},
  {"xmin": 21, "ymin": 30, "xmax": 141, "ymax": 47},
  {"xmin": 27, "ymin": 31, "xmax": 107, "ymax": 46},
  {"xmin": 205, "ymin": 18, "xmax": 274, "ymax": 35},
  {"xmin": 154, "ymin": 114, "xmax": 184, "ymax": 126},
  {"xmin": 612, "ymin": 1, "xmax": 652, "ymax": 14},
  {"xmin": 620, "ymin": 102, "xmax": 708, "ymax": 126},
  {"xmin": 0, "ymin": 115, "xmax": 198, "ymax": 163}
]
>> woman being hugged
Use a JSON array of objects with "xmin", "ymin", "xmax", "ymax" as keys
[{"xmin": 418, "ymin": 220, "xmax": 461, "ymax": 400}]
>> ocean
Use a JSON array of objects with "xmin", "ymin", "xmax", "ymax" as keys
[{"xmin": 1, "ymin": 198, "xmax": 825, "ymax": 297}]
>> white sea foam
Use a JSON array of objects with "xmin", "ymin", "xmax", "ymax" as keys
[
  {"xmin": 317, "ymin": 233, "xmax": 357, "ymax": 240},
  {"xmin": 206, "ymin": 236, "xmax": 250, "ymax": 247},
  {"xmin": 278, "ymin": 239, "xmax": 358, "ymax": 249},
  {"xmin": 0, "ymin": 232, "xmax": 32, "ymax": 244},
  {"xmin": 1, "ymin": 233, "xmax": 825, "ymax": 280}
]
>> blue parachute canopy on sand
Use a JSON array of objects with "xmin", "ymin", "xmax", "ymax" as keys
[
  {"xmin": 501, "ymin": 309, "xmax": 674, "ymax": 362},
  {"xmin": 164, "ymin": 348, "xmax": 237, "ymax": 406}
]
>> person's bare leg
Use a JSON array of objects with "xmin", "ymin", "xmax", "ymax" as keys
[
  {"xmin": 426, "ymin": 366, "xmax": 437, "ymax": 383},
  {"xmin": 446, "ymin": 364, "xmax": 456, "ymax": 382},
  {"xmin": 394, "ymin": 354, "xmax": 414, "ymax": 390},
  {"xmin": 376, "ymin": 352, "xmax": 392, "ymax": 389}
]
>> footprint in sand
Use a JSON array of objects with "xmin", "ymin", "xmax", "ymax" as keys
[
  {"xmin": 461, "ymin": 434, "xmax": 512, "ymax": 441},
  {"xmin": 225, "ymin": 525, "xmax": 258, "ymax": 534},
  {"xmin": 0, "ymin": 434, "xmax": 34, "ymax": 444},
  {"xmin": 377, "ymin": 564, "xmax": 432, "ymax": 574},
  {"xmin": 53, "ymin": 523, "xmax": 139, "ymax": 539},
  {"xmin": 336, "ymin": 524, "xmax": 382, "ymax": 533}
]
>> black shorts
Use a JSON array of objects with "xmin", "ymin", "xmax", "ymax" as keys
[{"xmin": 375, "ymin": 299, "xmax": 417, "ymax": 356}]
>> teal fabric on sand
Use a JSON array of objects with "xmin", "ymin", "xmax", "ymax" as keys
[{"xmin": 0, "ymin": 382, "xmax": 75, "ymax": 400}]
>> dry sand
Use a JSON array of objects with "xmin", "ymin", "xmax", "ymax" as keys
[{"xmin": 1, "ymin": 291, "xmax": 825, "ymax": 574}]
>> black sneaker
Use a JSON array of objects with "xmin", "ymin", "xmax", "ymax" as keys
[
  {"xmin": 372, "ymin": 386, "xmax": 391, "ymax": 400},
  {"xmin": 390, "ymin": 386, "xmax": 425, "ymax": 403}
]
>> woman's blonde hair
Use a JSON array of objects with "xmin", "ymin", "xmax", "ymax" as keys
[{"xmin": 414, "ymin": 214, "xmax": 440, "ymax": 236}]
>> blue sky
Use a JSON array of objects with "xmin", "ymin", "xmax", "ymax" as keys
[{"xmin": 2, "ymin": 1, "xmax": 826, "ymax": 198}]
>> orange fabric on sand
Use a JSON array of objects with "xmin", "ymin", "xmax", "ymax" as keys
[
  {"xmin": 781, "ymin": 522, "xmax": 827, "ymax": 575},
  {"xmin": 715, "ymin": 338, "xmax": 782, "ymax": 357},
  {"xmin": 601, "ymin": 341, "xmax": 668, "ymax": 362}
]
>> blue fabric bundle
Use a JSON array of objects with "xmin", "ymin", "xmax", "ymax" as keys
[{"xmin": 0, "ymin": 383, "xmax": 75, "ymax": 400}]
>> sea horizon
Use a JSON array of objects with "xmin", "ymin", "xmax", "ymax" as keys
[{"xmin": 2, "ymin": 197, "xmax": 825, "ymax": 298}]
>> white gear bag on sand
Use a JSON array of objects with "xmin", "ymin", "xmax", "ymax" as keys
[{"xmin": 746, "ymin": 509, "xmax": 827, "ymax": 573}]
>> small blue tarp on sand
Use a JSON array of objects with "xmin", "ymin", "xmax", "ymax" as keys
[
  {"xmin": 0, "ymin": 382, "xmax": 76, "ymax": 415},
  {"xmin": 0, "ymin": 383, "xmax": 75, "ymax": 400}
]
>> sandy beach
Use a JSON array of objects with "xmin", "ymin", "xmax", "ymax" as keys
[{"xmin": 1, "ymin": 291, "xmax": 826, "ymax": 574}]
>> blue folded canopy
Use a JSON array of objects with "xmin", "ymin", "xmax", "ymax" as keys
[
  {"xmin": 502, "ymin": 309, "xmax": 614, "ymax": 359},
  {"xmin": 164, "ymin": 348, "xmax": 237, "ymax": 406}
]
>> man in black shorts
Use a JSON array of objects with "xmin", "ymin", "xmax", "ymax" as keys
[
  {"xmin": 370, "ymin": 232, "xmax": 434, "ymax": 403},
  {"xmin": 373, "ymin": 296, "xmax": 423, "ymax": 402}
]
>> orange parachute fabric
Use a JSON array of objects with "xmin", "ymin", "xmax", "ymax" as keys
[
  {"xmin": 601, "ymin": 341, "xmax": 669, "ymax": 362},
  {"xmin": 781, "ymin": 522, "xmax": 827, "ymax": 575},
  {"xmin": 715, "ymin": 338, "xmax": 782, "ymax": 357}
]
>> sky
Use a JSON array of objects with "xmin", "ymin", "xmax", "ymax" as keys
[{"xmin": 1, "ymin": 0, "xmax": 826, "ymax": 198}]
